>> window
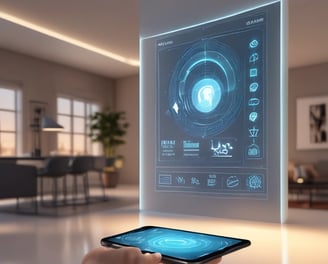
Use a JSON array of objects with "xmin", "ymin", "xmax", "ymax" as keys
[
  {"xmin": 57, "ymin": 97, "xmax": 100, "ymax": 155},
  {"xmin": 0, "ymin": 87, "xmax": 21, "ymax": 156}
]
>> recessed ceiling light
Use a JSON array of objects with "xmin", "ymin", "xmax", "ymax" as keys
[{"xmin": 0, "ymin": 11, "xmax": 139, "ymax": 67}]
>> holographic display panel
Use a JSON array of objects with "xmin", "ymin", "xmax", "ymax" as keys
[{"xmin": 156, "ymin": 6, "xmax": 269, "ymax": 198}]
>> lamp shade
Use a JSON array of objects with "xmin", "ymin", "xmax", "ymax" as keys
[{"xmin": 41, "ymin": 116, "xmax": 64, "ymax": 132}]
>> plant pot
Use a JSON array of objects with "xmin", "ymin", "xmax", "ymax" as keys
[
  {"xmin": 105, "ymin": 157, "xmax": 115, "ymax": 167},
  {"xmin": 102, "ymin": 171, "xmax": 119, "ymax": 188}
]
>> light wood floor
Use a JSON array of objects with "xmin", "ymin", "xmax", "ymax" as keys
[{"xmin": 0, "ymin": 185, "xmax": 327, "ymax": 264}]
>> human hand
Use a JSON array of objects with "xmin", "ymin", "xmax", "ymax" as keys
[
  {"xmin": 82, "ymin": 246, "xmax": 162, "ymax": 264},
  {"xmin": 205, "ymin": 257, "xmax": 222, "ymax": 264}
]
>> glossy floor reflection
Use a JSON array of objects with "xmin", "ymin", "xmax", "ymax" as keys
[{"xmin": 0, "ymin": 185, "xmax": 327, "ymax": 264}]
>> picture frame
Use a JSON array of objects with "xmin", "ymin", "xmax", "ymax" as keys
[{"xmin": 296, "ymin": 96, "xmax": 328, "ymax": 150}]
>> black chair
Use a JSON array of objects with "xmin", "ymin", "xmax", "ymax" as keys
[
  {"xmin": 0, "ymin": 163, "xmax": 38, "ymax": 212},
  {"xmin": 91, "ymin": 156, "xmax": 107, "ymax": 200},
  {"xmin": 38, "ymin": 156, "xmax": 70, "ymax": 206},
  {"xmin": 68, "ymin": 156, "xmax": 94, "ymax": 204}
]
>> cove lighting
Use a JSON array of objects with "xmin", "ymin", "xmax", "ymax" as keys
[{"xmin": 0, "ymin": 11, "xmax": 139, "ymax": 67}]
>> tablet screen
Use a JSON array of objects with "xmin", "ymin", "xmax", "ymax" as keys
[{"xmin": 101, "ymin": 226, "xmax": 250, "ymax": 262}]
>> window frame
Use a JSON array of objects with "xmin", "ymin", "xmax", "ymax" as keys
[
  {"xmin": 0, "ymin": 84, "xmax": 22, "ymax": 157},
  {"xmin": 57, "ymin": 96, "xmax": 101, "ymax": 155}
]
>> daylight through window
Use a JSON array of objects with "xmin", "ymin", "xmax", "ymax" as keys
[
  {"xmin": 0, "ymin": 87, "xmax": 20, "ymax": 156},
  {"xmin": 57, "ymin": 97, "xmax": 101, "ymax": 155}
]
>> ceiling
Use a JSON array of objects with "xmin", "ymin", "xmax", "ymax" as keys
[{"xmin": 0, "ymin": 0, "xmax": 327, "ymax": 79}]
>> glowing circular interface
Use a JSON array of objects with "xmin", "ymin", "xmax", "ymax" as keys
[
  {"xmin": 191, "ymin": 78, "xmax": 221, "ymax": 113},
  {"xmin": 149, "ymin": 235, "xmax": 211, "ymax": 250},
  {"xmin": 108, "ymin": 227, "xmax": 239, "ymax": 261},
  {"xmin": 168, "ymin": 39, "xmax": 242, "ymax": 137}
]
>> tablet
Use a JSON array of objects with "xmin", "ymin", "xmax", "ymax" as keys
[{"xmin": 100, "ymin": 226, "xmax": 250, "ymax": 264}]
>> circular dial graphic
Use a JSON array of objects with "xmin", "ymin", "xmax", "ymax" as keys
[
  {"xmin": 146, "ymin": 233, "xmax": 229, "ymax": 259},
  {"xmin": 114, "ymin": 228, "xmax": 235, "ymax": 261},
  {"xmin": 169, "ymin": 40, "xmax": 242, "ymax": 138}
]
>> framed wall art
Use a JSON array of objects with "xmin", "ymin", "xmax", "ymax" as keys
[{"xmin": 297, "ymin": 96, "xmax": 328, "ymax": 150}]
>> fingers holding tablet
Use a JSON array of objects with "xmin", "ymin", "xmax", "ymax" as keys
[
  {"xmin": 100, "ymin": 226, "xmax": 250, "ymax": 264},
  {"xmin": 82, "ymin": 247, "xmax": 163, "ymax": 264}
]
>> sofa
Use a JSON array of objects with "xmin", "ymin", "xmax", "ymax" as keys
[
  {"xmin": 0, "ymin": 163, "xmax": 38, "ymax": 212},
  {"xmin": 288, "ymin": 161, "xmax": 328, "ymax": 183},
  {"xmin": 288, "ymin": 160, "xmax": 328, "ymax": 205}
]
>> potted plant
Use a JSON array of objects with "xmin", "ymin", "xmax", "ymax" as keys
[{"xmin": 89, "ymin": 108, "xmax": 129, "ymax": 187}]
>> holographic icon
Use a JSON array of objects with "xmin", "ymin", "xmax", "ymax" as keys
[
  {"xmin": 192, "ymin": 79, "xmax": 221, "ymax": 113},
  {"xmin": 191, "ymin": 177, "xmax": 200, "ymax": 185},
  {"xmin": 207, "ymin": 175, "xmax": 217, "ymax": 187},
  {"xmin": 249, "ymin": 112, "xmax": 258, "ymax": 122},
  {"xmin": 172, "ymin": 102, "xmax": 179, "ymax": 114},
  {"xmin": 249, "ymin": 68, "xmax": 258, "ymax": 77},
  {"xmin": 176, "ymin": 176, "xmax": 186, "ymax": 185},
  {"xmin": 249, "ymin": 39, "xmax": 259, "ymax": 48},
  {"xmin": 249, "ymin": 127, "xmax": 259, "ymax": 137},
  {"xmin": 247, "ymin": 175, "xmax": 263, "ymax": 190},
  {"xmin": 249, "ymin": 82, "xmax": 259, "ymax": 92},
  {"xmin": 211, "ymin": 140, "xmax": 233, "ymax": 157},
  {"xmin": 249, "ymin": 52, "xmax": 259, "ymax": 63},
  {"xmin": 248, "ymin": 98, "xmax": 260, "ymax": 106},
  {"xmin": 159, "ymin": 175, "xmax": 172, "ymax": 185},
  {"xmin": 247, "ymin": 143, "xmax": 260, "ymax": 157},
  {"xmin": 226, "ymin": 176, "xmax": 240, "ymax": 188}
]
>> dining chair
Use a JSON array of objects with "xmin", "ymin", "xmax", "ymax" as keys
[
  {"xmin": 38, "ymin": 156, "xmax": 70, "ymax": 206},
  {"xmin": 68, "ymin": 156, "xmax": 94, "ymax": 204},
  {"xmin": 0, "ymin": 163, "xmax": 38, "ymax": 213},
  {"xmin": 91, "ymin": 156, "xmax": 107, "ymax": 200}
]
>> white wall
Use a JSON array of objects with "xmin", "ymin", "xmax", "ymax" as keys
[
  {"xmin": 0, "ymin": 48, "xmax": 114, "ymax": 156},
  {"xmin": 115, "ymin": 74, "xmax": 140, "ymax": 184},
  {"xmin": 288, "ymin": 62, "xmax": 328, "ymax": 164},
  {"xmin": 0, "ymin": 48, "xmax": 141, "ymax": 186},
  {"xmin": 140, "ymin": 0, "xmax": 277, "ymax": 38}
]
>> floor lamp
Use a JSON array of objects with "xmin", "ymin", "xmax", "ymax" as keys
[{"xmin": 30, "ymin": 107, "xmax": 63, "ymax": 157}]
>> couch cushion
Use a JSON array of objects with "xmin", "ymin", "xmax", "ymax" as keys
[{"xmin": 0, "ymin": 163, "xmax": 37, "ymax": 199}]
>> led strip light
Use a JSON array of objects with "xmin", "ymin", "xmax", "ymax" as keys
[{"xmin": 0, "ymin": 11, "xmax": 140, "ymax": 67}]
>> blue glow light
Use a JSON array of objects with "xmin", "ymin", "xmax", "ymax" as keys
[
  {"xmin": 280, "ymin": 0, "xmax": 288, "ymax": 224},
  {"xmin": 191, "ymin": 78, "xmax": 221, "ymax": 113},
  {"xmin": 107, "ymin": 227, "xmax": 241, "ymax": 261}
]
